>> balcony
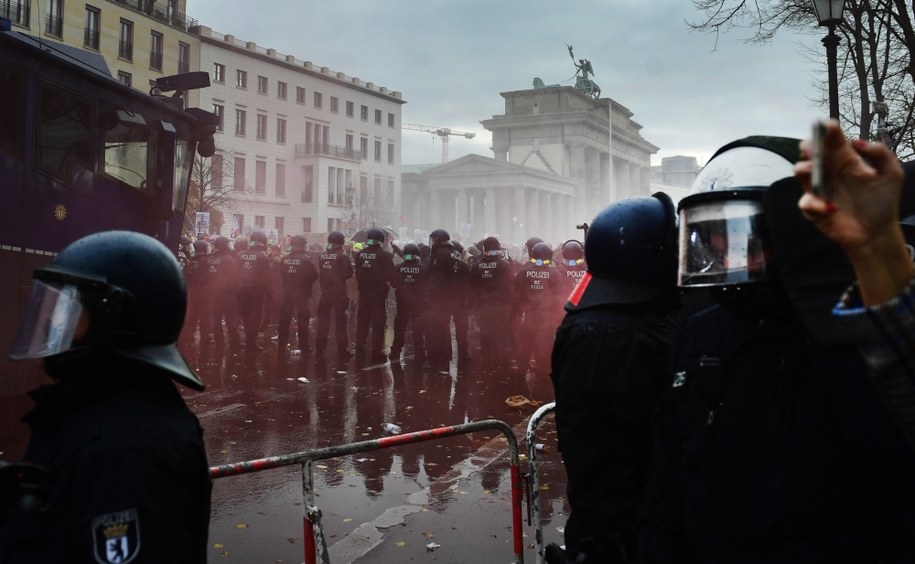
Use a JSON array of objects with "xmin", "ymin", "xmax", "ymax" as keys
[
  {"xmin": 84, "ymin": 28, "xmax": 100, "ymax": 49},
  {"xmin": 118, "ymin": 40, "xmax": 133, "ymax": 60},
  {"xmin": 44, "ymin": 14, "xmax": 62, "ymax": 37},
  {"xmin": 295, "ymin": 143, "xmax": 361, "ymax": 162},
  {"xmin": 149, "ymin": 51, "xmax": 162, "ymax": 71},
  {"xmin": 106, "ymin": 0, "xmax": 198, "ymax": 31}
]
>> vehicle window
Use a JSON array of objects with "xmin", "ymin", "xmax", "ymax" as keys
[
  {"xmin": 0, "ymin": 61, "xmax": 25, "ymax": 159},
  {"xmin": 36, "ymin": 80, "xmax": 94, "ymax": 189},
  {"xmin": 100, "ymin": 101, "xmax": 152, "ymax": 193}
]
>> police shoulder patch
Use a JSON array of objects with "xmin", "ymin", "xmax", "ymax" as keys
[{"xmin": 92, "ymin": 508, "xmax": 141, "ymax": 564}]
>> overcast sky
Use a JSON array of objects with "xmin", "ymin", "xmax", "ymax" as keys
[{"xmin": 191, "ymin": 0, "xmax": 828, "ymax": 167}]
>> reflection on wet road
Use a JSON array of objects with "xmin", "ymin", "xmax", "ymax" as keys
[{"xmin": 181, "ymin": 334, "xmax": 567, "ymax": 563}]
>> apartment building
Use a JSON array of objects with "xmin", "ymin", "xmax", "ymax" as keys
[
  {"xmin": 191, "ymin": 26, "xmax": 405, "ymax": 241},
  {"xmin": 1, "ymin": 0, "xmax": 199, "ymax": 95}
]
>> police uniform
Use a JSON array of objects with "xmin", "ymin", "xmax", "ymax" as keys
[
  {"xmin": 425, "ymin": 241, "xmax": 467, "ymax": 368},
  {"xmin": 390, "ymin": 254, "xmax": 426, "ymax": 362},
  {"xmin": 236, "ymin": 240, "xmax": 270, "ymax": 347},
  {"xmin": 512, "ymin": 257, "xmax": 565, "ymax": 372},
  {"xmin": 354, "ymin": 243, "xmax": 395, "ymax": 361},
  {"xmin": 468, "ymin": 247, "xmax": 513, "ymax": 368},
  {"xmin": 182, "ymin": 252, "xmax": 212, "ymax": 345},
  {"xmin": 206, "ymin": 243, "xmax": 241, "ymax": 347},
  {"xmin": 315, "ymin": 247, "xmax": 354, "ymax": 358},
  {"xmin": 277, "ymin": 249, "xmax": 319, "ymax": 352}
]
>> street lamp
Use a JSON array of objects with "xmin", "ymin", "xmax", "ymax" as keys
[{"xmin": 812, "ymin": 0, "xmax": 846, "ymax": 120}]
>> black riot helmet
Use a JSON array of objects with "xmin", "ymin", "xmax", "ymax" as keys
[
  {"xmin": 452, "ymin": 240, "xmax": 464, "ymax": 254},
  {"xmin": 429, "ymin": 229, "xmax": 450, "ymax": 246},
  {"xmin": 192, "ymin": 239, "xmax": 209, "ymax": 256},
  {"xmin": 291, "ymin": 234, "xmax": 307, "ymax": 250},
  {"xmin": 365, "ymin": 228, "xmax": 386, "ymax": 246},
  {"xmin": 677, "ymin": 137, "xmax": 798, "ymax": 288},
  {"xmin": 482, "ymin": 236, "xmax": 501, "ymax": 253},
  {"xmin": 530, "ymin": 242, "xmax": 553, "ymax": 264},
  {"xmin": 402, "ymin": 243, "xmax": 421, "ymax": 261},
  {"xmin": 214, "ymin": 236, "xmax": 230, "ymax": 251},
  {"xmin": 327, "ymin": 230, "xmax": 345, "ymax": 249},
  {"xmin": 567, "ymin": 193, "xmax": 677, "ymax": 310},
  {"xmin": 249, "ymin": 230, "xmax": 267, "ymax": 246},
  {"xmin": 561, "ymin": 240, "xmax": 584, "ymax": 265},
  {"xmin": 525, "ymin": 236, "xmax": 543, "ymax": 256},
  {"xmin": 9, "ymin": 231, "xmax": 204, "ymax": 390}
]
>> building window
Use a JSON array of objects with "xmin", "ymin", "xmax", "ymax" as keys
[
  {"xmin": 45, "ymin": 0, "xmax": 62, "ymax": 36},
  {"xmin": 302, "ymin": 217, "xmax": 312, "ymax": 233},
  {"xmin": 255, "ymin": 160, "xmax": 266, "ymax": 195},
  {"xmin": 275, "ymin": 163, "xmax": 286, "ymax": 197},
  {"xmin": 149, "ymin": 31, "xmax": 163, "ymax": 71},
  {"xmin": 327, "ymin": 167, "xmax": 336, "ymax": 204},
  {"xmin": 345, "ymin": 133, "xmax": 354, "ymax": 157},
  {"xmin": 374, "ymin": 140, "xmax": 381, "ymax": 162},
  {"xmin": 346, "ymin": 100, "xmax": 354, "ymax": 118},
  {"xmin": 277, "ymin": 81, "xmax": 287, "ymax": 100},
  {"xmin": 233, "ymin": 157, "xmax": 245, "ymax": 191},
  {"xmin": 275, "ymin": 216, "xmax": 284, "ymax": 235},
  {"xmin": 2, "ymin": 0, "xmax": 30, "ymax": 26},
  {"xmin": 257, "ymin": 75, "xmax": 267, "ymax": 94},
  {"xmin": 330, "ymin": 96, "xmax": 339, "ymax": 113},
  {"xmin": 232, "ymin": 213, "xmax": 244, "ymax": 235},
  {"xmin": 236, "ymin": 69, "xmax": 247, "ymax": 88},
  {"xmin": 302, "ymin": 165, "xmax": 313, "ymax": 202},
  {"xmin": 117, "ymin": 21, "xmax": 135, "ymax": 61},
  {"xmin": 276, "ymin": 118, "xmax": 286, "ymax": 144},
  {"xmin": 235, "ymin": 108, "xmax": 246, "ymax": 136},
  {"xmin": 178, "ymin": 42, "xmax": 190, "ymax": 74},
  {"xmin": 360, "ymin": 105, "xmax": 368, "ymax": 121},
  {"xmin": 304, "ymin": 120, "xmax": 328, "ymax": 155},
  {"xmin": 387, "ymin": 142, "xmax": 394, "ymax": 164},
  {"xmin": 388, "ymin": 113, "xmax": 395, "ymax": 128},
  {"xmin": 374, "ymin": 109, "xmax": 382, "ymax": 125},
  {"xmin": 117, "ymin": 70, "xmax": 132, "ymax": 86},
  {"xmin": 360, "ymin": 137, "xmax": 368, "ymax": 161},
  {"xmin": 360, "ymin": 175, "xmax": 368, "ymax": 208},
  {"xmin": 84, "ymin": 6, "xmax": 100, "ymax": 49},
  {"xmin": 296, "ymin": 86, "xmax": 306, "ymax": 104},
  {"xmin": 212, "ymin": 153, "xmax": 223, "ymax": 190},
  {"xmin": 256, "ymin": 114, "xmax": 267, "ymax": 140},
  {"xmin": 313, "ymin": 91, "xmax": 322, "ymax": 109},
  {"xmin": 254, "ymin": 215, "xmax": 265, "ymax": 229},
  {"xmin": 212, "ymin": 103, "xmax": 224, "ymax": 132},
  {"xmin": 213, "ymin": 62, "xmax": 225, "ymax": 83}
]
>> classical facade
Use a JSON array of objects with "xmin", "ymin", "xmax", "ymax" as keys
[
  {"xmin": 191, "ymin": 26, "xmax": 405, "ymax": 240},
  {"xmin": 2, "ymin": 0, "xmax": 199, "ymax": 91},
  {"xmin": 402, "ymin": 85, "xmax": 659, "ymax": 246}
]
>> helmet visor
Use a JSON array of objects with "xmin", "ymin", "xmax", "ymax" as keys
[
  {"xmin": 10, "ymin": 279, "xmax": 85, "ymax": 359},
  {"xmin": 678, "ymin": 199, "xmax": 771, "ymax": 287}
]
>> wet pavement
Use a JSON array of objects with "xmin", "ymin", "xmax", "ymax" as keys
[{"xmin": 180, "ymin": 324, "xmax": 569, "ymax": 563}]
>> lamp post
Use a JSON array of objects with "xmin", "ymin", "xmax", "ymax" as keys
[{"xmin": 812, "ymin": 0, "xmax": 846, "ymax": 120}]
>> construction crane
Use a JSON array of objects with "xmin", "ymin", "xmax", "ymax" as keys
[{"xmin": 402, "ymin": 122, "xmax": 476, "ymax": 163}]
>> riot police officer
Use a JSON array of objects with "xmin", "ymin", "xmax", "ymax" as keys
[
  {"xmin": 207, "ymin": 236, "xmax": 241, "ymax": 348},
  {"xmin": 640, "ymin": 137, "xmax": 915, "ymax": 563},
  {"xmin": 236, "ymin": 230, "xmax": 270, "ymax": 348},
  {"xmin": 557, "ymin": 240, "xmax": 587, "ymax": 294},
  {"xmin": 390, "ymin": 243, "xmax": 426, "ymax": 363},
  {"xmin": 469, "ymin": 236, "xmax": 513, "ymax": 369},
  {"xmin": 3, "ymin": 231, "xmax": 210, "ymax": 562},
  {"xmin": 354, "ymin": 228, "xmax": 395, "ymax": 363},
  {"xmin": 182, "ymin": 239, "xmax": 213, "ymax": 346},
  {"xmin": 277, "ymin": 235, "xmax": 319, "ymax": 354},
  {"xmin": 513, "ymin": 241, "xmax": 564, "ymax": 373},
  {"xmin": 548, "ymin": 195, "xmax": 679, "ymax": 564},
  {"xmin": 315, "ymin": 231, "xmax": 354, "ymax": 360},
  {"xmin": 425, "ymin": 229, "xmax": 467, "ymax": 370}
]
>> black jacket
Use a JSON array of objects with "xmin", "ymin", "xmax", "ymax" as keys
[
  {"xmin": 354, "ymin": 245, "xmax": 394, "ymax": 299},
  {"xmin": 317, "ymin": 247, "xmax": 353, "ymax": 299},
  {"xmin": 279, "ymin": 250, "xmax": 318, "ymax": 299},
  {"xmin": 0, "ymin": 358, "xmax": 211, "ymax": 563}
]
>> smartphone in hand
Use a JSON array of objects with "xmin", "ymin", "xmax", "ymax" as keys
[{"xmin": 811, "ymin": 121, "xmax": 826, "ymax": 198}]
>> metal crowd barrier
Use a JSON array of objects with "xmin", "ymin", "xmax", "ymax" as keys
[
  {"xmin": 209, "ymin": 418, "xmax": 525, "ymax": 564},
  {"xmin": 524, "ymin": 401, "xmax": 557, "ymax": 564}
]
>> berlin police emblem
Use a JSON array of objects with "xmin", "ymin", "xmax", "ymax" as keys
[{"xmin": 92, "ymin": 509, "xmax": 140, "ymax": 563}]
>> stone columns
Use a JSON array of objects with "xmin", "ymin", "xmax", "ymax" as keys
[
  {"xmin": 525, "ymin": 188, "xmax": 540, "ymax": 239},
  {"xmin": 428, "ymin": 190, "xmax": 441, "ymax": 231},
  {"xmin": 513, "ymin": 187, "xmax": 526, "ymax": 244},
  {"xmin": 485, "ymin": 188, "xmax": 497, "ymax": 237},
  {"xmin": 571, "ymin": 144, "xmax": 587, "ymax": 221},
  {"xmin": 539, "ymin": 190, "xmax": 551, "ymax": 243}
]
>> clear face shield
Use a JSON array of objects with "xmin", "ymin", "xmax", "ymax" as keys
[
  {"xmin": 9, "ymin": 278, "xmax": 86, "ymax": 360},
  {"xmin": 678, "ymin": 199, "xmax": 772, "ymax": 287}
]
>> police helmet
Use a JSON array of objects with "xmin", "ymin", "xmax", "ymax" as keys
[
  {"xmin": 530, "ymin": 242, "xmax": 553, "ymax": 264},
  {"xmin": 567, "ymin": 193, "xmax": 677, "ymax": 310},
  {"xmin": 482, "ymin": 236, "xmax": 501, "ymax": 255},
  {"xmin": 452, "ymin": 241, "xmax": 464, "ymax": 254},
  {"xmin": 291, "ymin": 234, "xmax": 307, "ymax": 250},
  {"xmin": 402, "ymin": 243, "xmax": 421, "ymax": 261},
  {"xmin": 214, "ymin": 236, "xmax": 230, "ymax": 251},
  {"xmin": 429, "ymin": 229, "xmax": 450, "ymax": 245},
  {"xmin": 327, "ymin": 230, "xmax": 345, "ymax": 248},
  {"xmin": 250, "ymin": 230, "xmax": 267, "ymax": 245},
  {"xmin": 678, "ymin": 137, "xmax": 798, "ymax": 288},
  {"xmin": 525, "ymin": 236, "xmax": 544, "ymax": 254},
  {"xmin": 192, "ymin": 239, "xmax": 209, "ymax": 256},
  {"xmin": 561, "ymin": 240, "xmax": 584, "ymax": 264},
  {"xmin": 9, "ymin": 231, "xmax": 203, "ymax": 390},
  {"xmin": 365, "ymin": 228, "xmax": 385, "ymax": 246}
]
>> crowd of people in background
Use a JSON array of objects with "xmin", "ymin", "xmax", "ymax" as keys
[{"xmin": 177, "ymin": 225, "xmax": 589, "ymax": 374}]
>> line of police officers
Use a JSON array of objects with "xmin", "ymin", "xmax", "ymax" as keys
[{"xmin": 180, "ymin": 226, "xmax": 588, "ymax": 370}]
